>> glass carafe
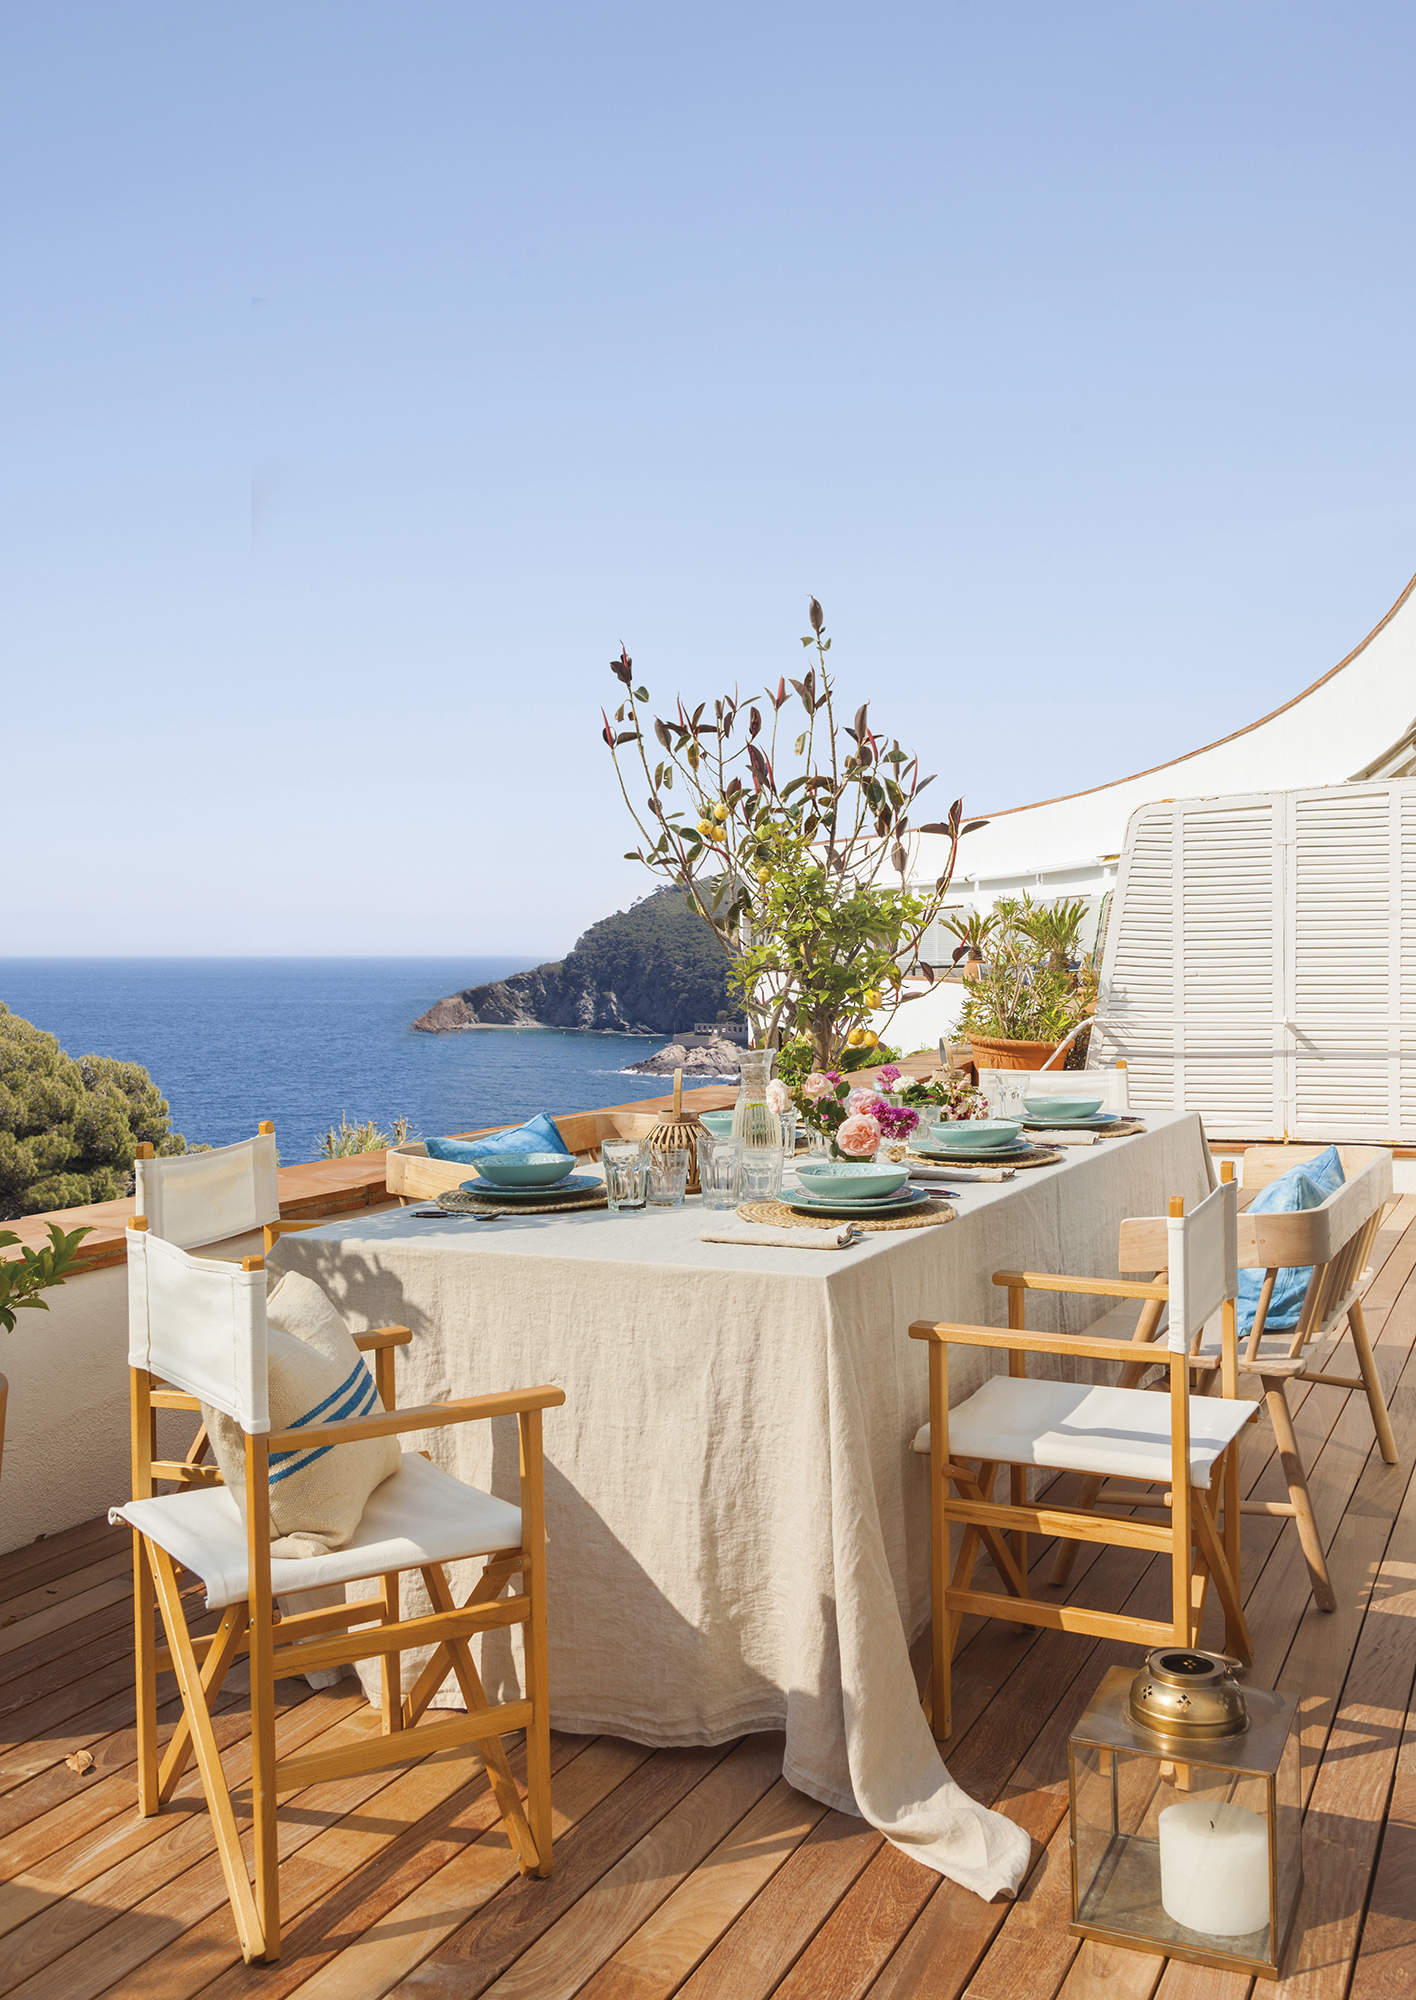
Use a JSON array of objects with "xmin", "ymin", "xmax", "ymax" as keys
[{"xmin": 731, "ymin": 1048, "xmax": 781, "ymax": 1147}]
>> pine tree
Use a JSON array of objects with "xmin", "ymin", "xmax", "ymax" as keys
[{"xmin": 0, "ymin": 1005, "xmax": 191, "ymax": 1218}]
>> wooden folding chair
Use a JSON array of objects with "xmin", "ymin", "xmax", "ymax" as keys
[
  {"xmin": 1052, "ymin": 1146, "xmax": 1398, "ymax": 1615},
  {"xmin": 114, "ymin": 1218, "xmax": 563, "ymax": 1963},
  {"xmin": 911, "ymin": 1178, "xmax": 1251, "ymax": 1742}
]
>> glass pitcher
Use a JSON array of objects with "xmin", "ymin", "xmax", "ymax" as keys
[{"xmin": 731, "ymin": 1048, "xmax": 782, "ymax": 1148}]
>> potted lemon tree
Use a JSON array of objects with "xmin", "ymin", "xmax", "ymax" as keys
[{"xmin": 601, "ymin": 596, "xmax": 985, "ymax": 1070}]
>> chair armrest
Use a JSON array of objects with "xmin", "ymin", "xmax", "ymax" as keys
[
  {"xmin": 265, "ymin": 1383, "xmax": 565, "ymax": 1452},
  {"xmin": 263, "ymin": 1219, "xmax": 318, "ymax": 1247},
  {"xmin": 991, "ymin": 1270, "xmax": 1168, "ymax": 1301},
  {"xmin": 354, "ymin": 1326, "xmax": 413, "ymax": 1352},
  {"xmin": 909, "ymin": 1320, "xmax": 1182, "ymax": 1365}
]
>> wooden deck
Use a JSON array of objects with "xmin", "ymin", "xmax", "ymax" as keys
[{"xmin": 2, "ymin": 1197, "xmax": 1415, "ymax": 1999}]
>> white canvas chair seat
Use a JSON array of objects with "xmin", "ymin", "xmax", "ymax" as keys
[
  {"xmin": 113, "ymin": 1451, "xmax": 521, "ymax": 1611},
  {"xmin": 912, "ymin": 1377, "xmax": 1251, "ymax": 1489}
]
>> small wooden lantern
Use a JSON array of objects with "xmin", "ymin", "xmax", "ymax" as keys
[
  {"xmin": 1068, "ymin": 1650, "xmax": 1302, "ymax": 1979},
  {"xmin": 643, "ymin": 1068, "xmax": 703, "ymax": 1194}
]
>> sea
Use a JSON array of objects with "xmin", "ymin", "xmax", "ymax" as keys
[{"xmin": 0, "ymin": 959, "xmax": 689, "ymax": 1162}]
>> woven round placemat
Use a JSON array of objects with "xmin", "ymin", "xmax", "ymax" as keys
[
  {"xmin": 908, "ymin": 1143, "xmax": 1065, "ymax": 1171},
  {"xmin": 435, "ymin": 1186, "xmax": 608, "ymax": 1217},
  {"xmin": 1020, "ymin": 1116, "xmax": 1146, "ymax": 1138},
  {"xmin": 737, "ymin": 1197, "xmax": 956, "ymax": 1232}
]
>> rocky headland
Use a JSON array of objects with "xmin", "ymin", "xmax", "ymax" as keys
[
  {"xmin": 623, "ymin": 1037, "xmax": 744, "ymax": 1078},
  {"xmin": 412, "ymin": 886, "xmax": 745, "ymax": 1041}
]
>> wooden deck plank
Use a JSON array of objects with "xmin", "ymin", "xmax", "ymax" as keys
[
  {"xmin": 386, "ymin": 1744, "xmax": 737, "ymax": 1998},
  {"xmin": 573, "ymin": 1777, "xmax": 824, "ymax": 2000},
  {"xmin": 474, "ymin": 1736, "xmax": 785, "ymax": 2000},
  {"xmin": 1346, "ymin": 1700, "xmax": 1416, "ymax": 2000}
]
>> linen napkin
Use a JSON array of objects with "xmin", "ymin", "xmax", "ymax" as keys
[
  {"xmin": 908, "ymin": 1160, "xmax": 1016, "ymax": 1183},
  {"xmin": 1027, "ymin": 1128, "xmax": 1098, "ymax": 1147},
  {"xmin": 700, "ymin": 1221, "xmax": 862, "ymax": 1251}
]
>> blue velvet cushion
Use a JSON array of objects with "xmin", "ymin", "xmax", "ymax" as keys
[
  {"xmin": 424, "ymin": 1113, "xmax": 569, "ymax": 1164},
  {"xmin": 1236, "ymin": 1145, "xmax": 1345, "ymax": 1337}
]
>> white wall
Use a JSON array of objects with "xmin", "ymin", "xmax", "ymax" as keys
[{"xmin": 0, "ymin": 1226, "xmax": 264, "ymax": 1557}]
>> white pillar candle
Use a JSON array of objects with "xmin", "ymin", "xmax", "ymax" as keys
[{"xmin": 1158, "ymin": 1799, "xmax": 1271, "ymax": 1937}]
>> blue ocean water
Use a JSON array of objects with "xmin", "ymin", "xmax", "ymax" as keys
[{"xmin": 0, "ymin": 959, "xmax": 683, "ymax": 1162}]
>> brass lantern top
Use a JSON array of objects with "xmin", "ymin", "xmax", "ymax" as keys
[{"xmin": 1128, "ymin": 1648, "xmax": 1249, "ymax": 1746}]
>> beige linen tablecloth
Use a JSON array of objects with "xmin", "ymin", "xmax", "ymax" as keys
[{"xmin": 270, "ymin": 1110, "xmax": 1207, "ymax": 1899}]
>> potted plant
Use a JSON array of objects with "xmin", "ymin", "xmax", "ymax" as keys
[
  {"xmin": 601, "ymin": 598, "xmax": 986, "ymax": 1072},
  {"xmin": 0, "ymin": 1223, "xmax": 91, "ymax": 1480},
  {"xmin": 958, "ymin": 895, "xmax": 1097, "ymax": 1071},
  {"xmin": 944, "ymin": 909, "xmax": 996, "ymax": 982}
]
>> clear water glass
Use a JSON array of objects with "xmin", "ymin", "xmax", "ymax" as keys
[
  {"xmin": 647, "ymin": 1147, "xmax": 690, "ymax": 1208},
  {"xmin": 737, "ymin": 1146, "xmax": 787, "ymax": 1202},
  {"xmin": 697, "ymin": 1134, "xmax": 744, "ymax": 1210},
  {"xmin": 602, "ymin": 1140, "xmax": 648, "ymax": 1214}
]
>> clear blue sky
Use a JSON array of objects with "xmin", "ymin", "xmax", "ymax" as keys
[{"xmin": 7, "ymin": 1, "xmax": 1413, "ymax": 957}]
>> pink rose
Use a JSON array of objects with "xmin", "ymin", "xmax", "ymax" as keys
[
  {"xmin": 765, "ymin": 1078, "xmax": 791, "ymax": 1115},
  {"xmin": 836, "ymin": 1113, "xmax": 882, "ymax": 1158},
  {"xmin": 801, "ymin": 1072, "xmax": 832, "ymax": 1103},
  {"xmin": 846, "ymin": 1086, "xmax": 877, "ymax": 1116}
]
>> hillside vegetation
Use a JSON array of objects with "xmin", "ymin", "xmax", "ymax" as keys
[{"xmin": 413, "ymin": 886, "xmax": 741, "ymax": 1036}]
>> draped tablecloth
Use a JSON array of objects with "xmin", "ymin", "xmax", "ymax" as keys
[{"xmin": 269, "ymin": 1110, "xmax": 1208, "ymax": 1899}]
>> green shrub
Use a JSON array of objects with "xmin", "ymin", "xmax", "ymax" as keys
[
  {"xmin": 0, "ymin": 1007, "xmax": 192, "ymax": 1219},
  {"xmin": 319, "ymin": 1114, "xmax": 414, "ymax": 1159}
]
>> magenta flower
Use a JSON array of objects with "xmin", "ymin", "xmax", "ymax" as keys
[
  {"xmin": 875, "ymin": 1103, "xmax": 920, "ymax": 1141},
  {"xmin": 875, "ymin": 1063, "xmax": 902, "ymax": 1087}
]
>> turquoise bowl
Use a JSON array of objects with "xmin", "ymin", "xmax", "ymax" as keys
[
  {"xmin": 698, "ymin": 1110, "xmax": 737, "ymax": 1139},
  {"xmin": 929, "ymin": 1119, "xmax": 1022, "ymax": 1151},
  {"xmin": 796, "ymin": 1161, "xmax": 909, "ymax": 1202},
  {"xmin": 1023, "ymin": 1094, "xmax": 1104, "ymax": 1122},
  {"xmin": 474, "ymin": 1150, "xmax": 577, "ymax": 1187}
]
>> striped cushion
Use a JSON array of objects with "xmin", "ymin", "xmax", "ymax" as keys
[{"xmin": 201, "ymin": 1272, "xmax": 400, "ymax": 1559}]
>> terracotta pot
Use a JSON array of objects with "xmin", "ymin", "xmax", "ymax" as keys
[{"xmin": 966, "ymin": 1033, "xmax": 1062, "ymax": 1072}]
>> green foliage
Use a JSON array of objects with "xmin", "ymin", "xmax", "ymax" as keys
[
  {"xmin": 602, "ymin": 599, "xmax": 983, "ymax": 1065},
  {"xmin": 319, "ymin": 1114, "xmax": 414, "ymax": 1158},
  {"xmin": 728, "ymin": 839, "xmax": 925, "ymax": 1066},
  {"xmin": 0, "ymin": 1007, "xmax": 192, "ymax": 1220},
  {"xmin": 776, "ymin": 1036, "xmax": 901, "ymax": 1090},
  {"xmin": 0, "ymin": 1223, "xmax": 92, "ymax": 1334},
  {"xmin": 957, "ymin": 896, "xmax": 1098, "ymax": 1045}
]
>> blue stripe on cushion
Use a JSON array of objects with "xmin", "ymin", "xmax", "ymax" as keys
[{"xmin": 268, "ymin": 1362, "xmax": 380, "ymax": 1486}]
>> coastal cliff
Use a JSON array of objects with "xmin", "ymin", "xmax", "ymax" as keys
[{"xmin": 412, "ymin": 886, "xmax": 743, "ymax": 1037}]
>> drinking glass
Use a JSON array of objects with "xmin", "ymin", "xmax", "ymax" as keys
[
  {"xmin": 646, "ymin": 1147, "xmax": 690, "ymax": 1208},
  {"xmin": 736, "ymin": 1146, "xmax": 787, "ymax": 1202},
  {"xmin": 602, "ymin": 1140, "xmax": 648, "ymax": 1215},
  {"xmin": 697, "ymin": 1134, "xmax": 744, "ymax": 1210}
]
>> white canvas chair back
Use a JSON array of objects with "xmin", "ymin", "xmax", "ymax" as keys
[
  {"xmin": 976, "ymin": 1065, "xmax": 1130, "ymax": 1118},
  {"xmin": 134, "ymin": 1132, "xmax": 279, "ymax": 1249},
  {"xmin": 1166, "ymin": 1178, "xmax": 1238, "ymax": 1353},
  {"xmin": 127, "ymin": 1224, "xmax": 270, "ymax": 1432}
]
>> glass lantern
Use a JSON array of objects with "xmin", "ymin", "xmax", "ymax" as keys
[{"xmin": 1068, "ymin": 1650, "xmax": 1302, "ymax": 1980}]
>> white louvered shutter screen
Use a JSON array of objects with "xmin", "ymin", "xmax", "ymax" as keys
[
  {"xmin": 1092, "ymin": 779, "xmax": 1416, "ymax": 1143},
  {"xmin": 1091, "ymin": 792, "xmax": 1284, "ymax": 1135}
]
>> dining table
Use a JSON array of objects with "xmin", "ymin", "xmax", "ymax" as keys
[{"xmin": 267, "ymin": 1108, "xmax": 1211, "ymax": 1900}]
